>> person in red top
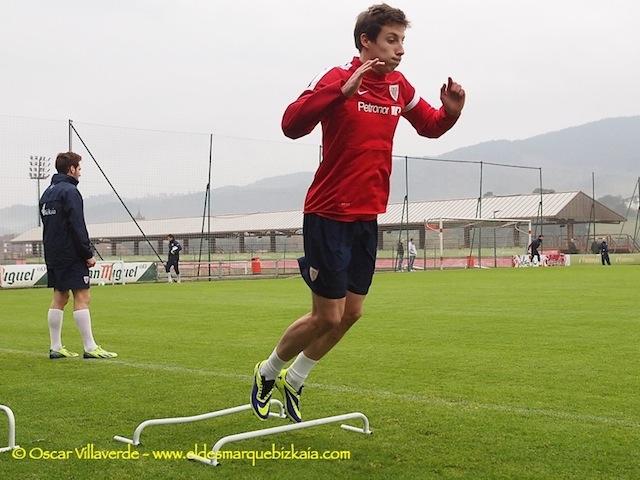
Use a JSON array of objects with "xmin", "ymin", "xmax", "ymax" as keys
[{"xmin": 251, "ymin": 3, "xmax": 465, "ymax": 423}]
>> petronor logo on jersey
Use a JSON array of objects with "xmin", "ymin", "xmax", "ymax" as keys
[{"xmin": 357, "ymin": 101, "xmax": 401, "ymax": 117}]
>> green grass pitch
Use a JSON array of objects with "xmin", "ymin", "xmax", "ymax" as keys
[{"xmin": 1, "ymin": 265, "xmax": 639, "ymax": 479}]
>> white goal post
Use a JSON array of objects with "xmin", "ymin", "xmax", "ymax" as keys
[{"xmin": 425, "ymin": 217, "xmax": 532, "ymax": 270}]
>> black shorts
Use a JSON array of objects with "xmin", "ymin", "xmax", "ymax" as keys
[
  {"xmin": 47, "ymin": 262, "xmax": 90, "ymax": 291},
  {"xmin": 165, "ymin": 258, "xmax": 179, "ymax": 274},
  {"xmin": 298, "ymin": 213, "xmax": 378, "ymax": 299}
]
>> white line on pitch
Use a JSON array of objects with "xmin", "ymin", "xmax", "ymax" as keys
[{"xmin": 1, "ymin": 347, "xmax": 638, "ymax": 429}]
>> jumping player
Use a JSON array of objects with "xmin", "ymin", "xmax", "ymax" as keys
[{"xmin": 251, "ymin": 3, "xmax": 465, "ymax": 422}]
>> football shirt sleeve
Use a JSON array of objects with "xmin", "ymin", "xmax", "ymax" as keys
[
  {"xmin": 282, "ymin": 68, "xmax": 347, "ymax": 139},
  {"xmin": 401, "ymin": 77, "xmax": 459, "ymax": 139}
]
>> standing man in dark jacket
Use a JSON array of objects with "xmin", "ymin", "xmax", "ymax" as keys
[
  {"xmin": 600, "ymin": 239, "xmax": 611, "ymax": 266},
  {"xmin": 165, "ymin": 234, "xmax": 182, "ymax": 283},
  {"xmin": 528, "ymin": 235, "xmax": 544, "ymax": 265},
  {"xmin": 396, "ymin": 240, "xmax": 405, "ymax": 271},
  {"xmin": 40, "ymin": 152, "xmax": 117, "ymax": 359}
]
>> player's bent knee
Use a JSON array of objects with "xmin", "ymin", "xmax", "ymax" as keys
[
  {"xmin": 342, "ymin": 310, "xmax": 362, "ymax": 327},
  {"xmin": 313, "ymin": 312, "xmax": 342, "ymax": 333}
]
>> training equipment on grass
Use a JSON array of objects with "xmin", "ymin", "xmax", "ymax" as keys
[
  {"xmin": 0, "ymin": 405, "xmax": 19, "ymax": 453},
  {"xmin": 187, "ymin": 411, "xmax": 372, "ymax": 467},
  {"xmin": 114, "ymin": 399, "xmax": 286, "ymax": 446},
  {"xmin": 113, "ymin": 399, "xmax": 372, "ymax": 467}
]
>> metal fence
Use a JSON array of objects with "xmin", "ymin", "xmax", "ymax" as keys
[{"xmin": 2, "ymin": 113, "xmax": 636, "ymax": 276}]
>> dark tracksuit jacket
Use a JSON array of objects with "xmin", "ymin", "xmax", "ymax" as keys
[
  {"xmin": 39, "ymin": 173, "xmax": 93, "ymax": 268},
  {"xmin": 529, "ymin": 239, "xmax": 542, "ymax": 254},
  {"xmin": 168, "ymin": 240, "xmax": 182, "ymax": 263},
  {"xmin": 600, "ymin": 242, "xmax": 611, "ymax": 264}
]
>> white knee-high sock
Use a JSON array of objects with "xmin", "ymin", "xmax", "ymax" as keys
[
  {"xmin": 260, "ymin": 348, "xmax": 287, "ymax": 381},
  {"xmin": 287, "ymin": 352, "xmax": 318, "ymax": 390},
  {"xmin": 73, "ymin": 309, "xmax": 98, "ymax": 352},
  {"xmin": 48, "ymin": 309, "xmax": 64, "ymax": 351}
]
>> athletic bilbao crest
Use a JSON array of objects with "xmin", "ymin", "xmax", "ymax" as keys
[
  {"xmin": 309, "ymin": 266, "xmax": 319, "ymax": 282},
  {"xmin": 389, "ymin": 84, "xmax": 399, "ymax": 101}
]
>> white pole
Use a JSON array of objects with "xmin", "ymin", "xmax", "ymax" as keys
[{"xmin": 439, "ymin": 218, "xmax": 444, "ymax": 271}]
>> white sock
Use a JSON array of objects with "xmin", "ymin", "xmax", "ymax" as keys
[
  {"xmin": 48, "ymin": 309, "xmax": 64, "ymax": 351},
  {"xmin": 260, "ymin": 348, "xmax": 287, "ymax": 381},
  {"xmin": 287, "ymin": 352, "xmax": 318, "ymax": 390},
  {"xmin": 73, "ymin": 309, "xmax": 98, "ymax": 352},
  {"xmin": 167, "ymin": 272, "xmax": 172, "ymax": 283},
  {"xmin": 177, "ymin": 274, "xmax": 181, "ymax": 284}
]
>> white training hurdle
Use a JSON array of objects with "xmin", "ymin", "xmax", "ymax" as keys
[
  {"xmin": 0, "ymin": 405, "xmax": 19, "ymax": 453},
  {"xmin": 114, "ymin": 399, "xmax": 286, "ymax": 446},
  {"xmin": 114, "ymin": 399, "xmax": 372, "ymax": 467},
  {"xmin": 188, "ymin": 411, "xmax": 372, "ymax": 467}
]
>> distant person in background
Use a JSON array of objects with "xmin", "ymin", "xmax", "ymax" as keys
[
  {"xmin": 396, "ymin": 240, "xmax": 405, "ymax": 271},
  {"xmin": 407, "ymin": 238, "xmax": 417, "ymax": 271},
  {"xmin": 567, "ymin": 238, "xmax": 578, "ymax": 254},
  {"xmin": 528, "ymin": 234, "xmax": 544, "ymax": 265},
  {"xmin": 600, "ymin": 239, "xmax": 611, "ymax": 266},
  {"xmin": 166, "ymin": 234, "xmax": 182, "ymax": 283},
  {"xmin": 40, "ymin": 151, "xmax": 118, "ymax": 360}
]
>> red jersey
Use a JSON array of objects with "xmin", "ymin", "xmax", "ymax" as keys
[{"xmin": 282, "ymin": 57, "xmax": 459, "ymax": 221}]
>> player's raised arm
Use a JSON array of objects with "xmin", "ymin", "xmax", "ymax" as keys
[
  {"xmin": 403, "ymin": 77, "xmax": 465, "ymax": 138},
  {"xmin": 281, "ymin": 69, "xmax": 347, "ymax": 139},
  {"xmin": 340, "ymin": 58, "xmax": 385, "ymax": 98},
  {"xmin": 440, "ymin": 77, "xmax": 466, "ymax": 117}
]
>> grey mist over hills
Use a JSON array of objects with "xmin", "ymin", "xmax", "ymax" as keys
[
  {"xmin": 381, "ymin": 116, "xmax": 639, "ymax": 208},
  {"xmin": 2, "ymin": 116, "xmax": 638, "ymax": 236},
  {"xmin": 438, "ymin": 116, "xmax": 639, "ymax": 194}
]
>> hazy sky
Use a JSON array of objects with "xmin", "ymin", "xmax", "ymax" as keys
[{"xmin": 1, "ymin": 0, "xmax": 639, "ymax": 207}]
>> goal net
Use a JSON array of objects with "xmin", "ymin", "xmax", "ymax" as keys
[{"xmin": 423, "ymin": 217, "xmax": 533, "ymax": 269}]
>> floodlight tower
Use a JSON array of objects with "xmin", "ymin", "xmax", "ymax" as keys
[{"xmin": 29, "ymin": 155, "xmax": 51, "ymax": 226}]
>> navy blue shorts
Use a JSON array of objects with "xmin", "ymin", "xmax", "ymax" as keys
[
  {"xmin": 298, "ymin": 213, "xmax": 378, "ymax": 299},
  {"xmin": 47, "ymin": 261, "xmax": 91, "ymax": 291},
  {"xmin": 165, "ymin": 258, "xmax": 180, "ymax": 274}
]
